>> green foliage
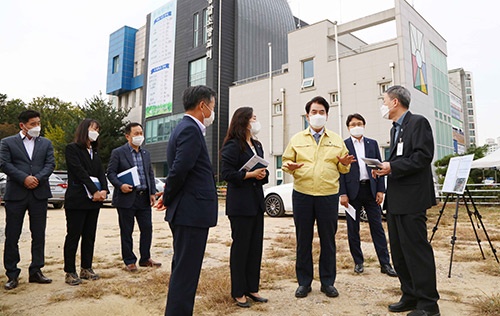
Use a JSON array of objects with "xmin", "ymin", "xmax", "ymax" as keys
[
  {"xmin": 0, "ymin": 92, "xmax": 129, "ymax": 170},
  {"xmin": 44, "ymin": 124, "xmax": 68, "ymax": 169}
]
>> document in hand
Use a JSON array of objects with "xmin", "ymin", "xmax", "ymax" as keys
[
  {"xmin": 361, "ymin": 157, "xmax": 383, "ymax": 169},
  {"xmin": 117, "ymin": 166, "xmax": 141, "ymax": 187},
  {"xmin": 84, "ymin": 176, "xmax": 102, "ymax": 199},
  {"xmin": 239, "ymin": 154, "xmax": 269, "ymax": 172}
]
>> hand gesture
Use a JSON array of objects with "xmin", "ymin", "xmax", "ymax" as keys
[
  {"xmin": 285, "ymin": 162, "xmax": 304, "ymax": 171},
  {"xmin": 337, "ymin": 153, "xmax": 356, "ymax": 166}
]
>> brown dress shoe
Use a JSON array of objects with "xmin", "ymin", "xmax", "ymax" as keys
[
  {"xmin": 126, "ymin": 263, "xmax": 138, "ymax": 272},
  {"xmin": 139, "ymin": 258, "xmax": 162, "ymax": 267}
]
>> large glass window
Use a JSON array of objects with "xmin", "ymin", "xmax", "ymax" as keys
[
  {"xmin": 202, "ymin": 9, "xmax": 208, "ymax": 44},
  {"xmin": 145, "ymin": 114, "xmax": 184, "ymax": 144},
  {"xmin": 112, "ymin": 56, "xmax": 119, "ymax": 74},
  {"xmin": 189, "ymin": 57, "xmax": 207, "ymax": 86},
  {"xmin": 302, "ymin": 59, "xmax": 314, "ymax": 79},
  {"xmin": 193, "ymin": 13, "xmax": 200, "ymax": 48}
]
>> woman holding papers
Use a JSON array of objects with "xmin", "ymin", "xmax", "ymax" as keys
[
  {"xmin": 63, "ymin": 119, "xmax": 108, "ymax": 285},
  {"xmin": 221, "ymin": 107, "xmax": 269, "ymax": 308}
]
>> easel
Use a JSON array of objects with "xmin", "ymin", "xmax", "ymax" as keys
[{"xmin": 430, "ymin": 187, "xmax": 499, "ymax": 278}]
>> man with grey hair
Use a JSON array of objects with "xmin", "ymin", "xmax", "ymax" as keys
[{"xmin": 374, "ymin": 85, "xmax": 440, "ymax": 316}]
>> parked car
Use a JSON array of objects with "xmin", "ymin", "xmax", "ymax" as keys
[
  {"xmin": 104, "ymin": 179, "xmax": 115, "ymax": 204},
  {"xmin": 264, "ymin": 182, "xmax": 371, "ymax": 221},
  {"xmin": 53, "ymin": 170, "xmax": 68, "ymax": 182},
  {"xmin": 49, "ymin": 173, "xmax": 67, "ymax": 209}
]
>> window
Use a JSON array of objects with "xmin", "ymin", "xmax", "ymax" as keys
[
  {"xmin": 273, "ymin": 102, "xmax": 282, "ymax": 115},
  {"xmin": 379, "ymin": 82, "xmax": 390, "ymax": 95},
  {"xmin": 112, "ymin": 56, "xmax": 120, "ymax": 74},
  {"xmin": 202, "ymin": 9, "xmax": 208, "ymax": 44},
  {"xmin": 470, "ymin": 130, "xmax": 475, "ymax": 136},
  {"xmin": 189, "ymin": 57, "xmax": 207, "ymax": 86},
  {"xmin": 330, "ymin": 92, "xmax": 339, "ymax": 105},
  {"xmin": 301, "ymin": 59, "xmax": 314, "ymax": 88},
  {"xmin": 276, "ymin": 156, "xmax": 283, "ymax": 185},
  {"xmin": 469, "ymin": 123, "xmax": 475, "ymax": 129},
  {"xmin": 193, "ymin": 13, "xmax": 200, "ymax": 47},
  {"xmin": 302, "ymin": 115, "xmax": 309, "ymax": 129},
  {"xmin": 145, "ymin": 114, "xmax": 184, "ymax": 144},
  {"xmin": 468, "ymin": 109, "xmax": 474, "ymax": 115},
  {"xmin": 134, "ymin": 61, "xmax": 139, "ymax": 77}
]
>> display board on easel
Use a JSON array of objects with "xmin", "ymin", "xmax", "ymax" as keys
[{"xmin": 441, "ymin": 154, "xmax": 474, "ymax": 194}]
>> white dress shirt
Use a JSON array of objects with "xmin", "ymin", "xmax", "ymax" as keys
[
  {"xmin": 351, "ymin": 136, "xmax": 370, "ymax": 181},
  {"xmin": 20, "ymin": 131, "xmax": 35, "ymax": 160}
]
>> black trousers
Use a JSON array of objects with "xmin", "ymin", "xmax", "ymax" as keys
[
  {"xmin": 116, "ymin": 193, "xmax": 152, "ymax": 265},
  {"xmin": 3, "ymin": 193, "xmax": 48, "ymax": 279},
  {"xmin": 165, "ymin": 224, "xmax": 209, "ymax": 316},
  {"xmin": 292, "ymin": 190, "xmax": 338, "ymax": 287},
  {"xmin": 63, "ymin": 208, "xmax": 100, "ymax": 273},
  {"xmin": 387, "ymin": 212, "xmax": 439, "ymax": 311},
  {"xmin": 346, "ymin": 183, "xmax": 390, "ymax": 266},
  {"xmin": 228, "ymin": 212, "xmax": 264, "ymax": 298}
]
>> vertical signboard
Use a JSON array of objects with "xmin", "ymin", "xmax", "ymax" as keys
[{"xmin": 145, "ymin": 0, "xmax": 177, "ymax": 118}]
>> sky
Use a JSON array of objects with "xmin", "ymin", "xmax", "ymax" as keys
[{"xmin": 1, "ymin": 0, "xmax": 498, "ymax": 145}]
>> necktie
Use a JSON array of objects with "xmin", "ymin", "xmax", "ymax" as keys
[{"xmin": 313, "ymin": 133, "xmax": 321, "ymax": 144}]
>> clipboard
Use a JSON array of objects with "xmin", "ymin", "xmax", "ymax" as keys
[{"xmin": 361, "ymin": 157, "xmax": 383, "ymax": 169}]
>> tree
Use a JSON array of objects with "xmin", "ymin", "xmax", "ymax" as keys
[
  {"xmin": 80, "ymin": 93, "xmax": 129, "ymax": 166},
  {"xmin": 44, "ymin": 124, "xmax": 68, "ymax": 170},
  {"xmin": 0, "ymin": 94, "xmax": 27, "ymax": 138}
]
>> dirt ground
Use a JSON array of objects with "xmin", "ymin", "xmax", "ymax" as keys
[{"xmin": 0, "ymin": 201, "xmax": 499, "ymax": 316}]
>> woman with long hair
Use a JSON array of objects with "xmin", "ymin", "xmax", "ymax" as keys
[
  {"xmin": 63, "ymin": 118, "xmax": 108, "ymax": 285},
  {"xmin": 221, "ymin": 107, "xmax": 269, "ymax": 307}
]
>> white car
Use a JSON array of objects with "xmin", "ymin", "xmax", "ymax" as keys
[
  {"xmin": 264, "ymin": 182, "xmax": 369, "ymax": 221},
  {"xmin": 155, "ymin": 177, "xmax": 165, "ymax": 193}
]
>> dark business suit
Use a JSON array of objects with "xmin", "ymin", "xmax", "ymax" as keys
[
  {"xmin": 163, "ymin": 116, "xmax": 218, "ymax": 316},
  {"xmin": 339, "ymin": 137, "xmax": 390, "ymax": 266},
  {"xmin": 107, "ymin": 143, "xmax": 156, "ymax": 265},
  {"xmin": 64, "ymin": 142, "xmax": 108, "ymax": 273},
  {"xmin": 0, "ymin": 133, "xmax": 55, "ymax": 280},
  {"xmin": 221, "ymin": 138, "xmax": 269, "ymax": 298},
  {"xmin": 385, "ymin": 111, "xmax": 439, "ymax": 311}
]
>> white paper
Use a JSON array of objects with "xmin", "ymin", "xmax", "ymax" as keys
[
  {"xmin": 239, "ymin": 154, "xmax": 269, "ymax": 172},
  {"xmin": 117, "ymin": 166, "xmax": 141, "ymax": 187},
  {"xmin": 361, "ymin": 157, "xmax": 383, "ymax": 168},
  {"xmin": 442, "ymin": 154, "xmax": 474, "ymax": 194},
  {"xmin": 84, "ymin": 176, "xmax": 101, "ymax": 199},
  {"xmin": 346, "ymin": 204, "xmax": 357, "ymax": 220}
]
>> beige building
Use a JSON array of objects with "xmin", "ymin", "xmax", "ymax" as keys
[{"xmin": 229, "ymin": 0, "xmax": 453, "ymax": 186}]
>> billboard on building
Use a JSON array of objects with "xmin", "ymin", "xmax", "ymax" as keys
[{"xmin": 145, "ymin": 0, "xmax": 177, "ymax": 118}]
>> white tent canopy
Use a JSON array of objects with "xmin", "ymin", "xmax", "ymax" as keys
[{"xmin": 471, "ymin": 148, "xmax": 500, "ymax": 169}]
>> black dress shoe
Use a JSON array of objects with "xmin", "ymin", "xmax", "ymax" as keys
[
  {"xmin": 354, "ymin": 263, "xmax": 364, "ymax": 274},
  {"xmin": 388, "ymin": 300, "xmax": 417, "ymax": 312},
  {"xmin": 234, "ymin": 297, "xmax": 250, "ymax": 308},
  {"xmin": 294, "ymin": 285, "xmax": 312, "ymax": 298},
  {"xmin": 407, "ymin": 309, "xmax": 440, "ymax": 316},
  {"xmin": 320, "ymin": 285, "xmax": 339, "ymax": 297},
  {"xmin": 246, "ymin": 292, "xmax": 268, "ymax": 303},
  {"xmin": 28, "ymin": 271, "xmax": 52, "ymax": 284},
  {"xmin": 381, "ymin": 264, "xmax": 398, "ymax": 277},
  {"xmin": 4, "ymin": 278, "xmax": 19, "ymax": 290}
]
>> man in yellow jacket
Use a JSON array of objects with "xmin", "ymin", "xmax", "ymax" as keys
[{"xmin": 282, "ymin": 96, "xmax": 355, "ymax": 299}]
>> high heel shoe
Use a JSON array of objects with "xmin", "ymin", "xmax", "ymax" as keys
[
  {"xmin": 234, "ymin": 297, "xmax": 251, "ymax": 308},
  {"xmin": 246, "ymin": 292, "xmax": 268, "ymax": 303}
]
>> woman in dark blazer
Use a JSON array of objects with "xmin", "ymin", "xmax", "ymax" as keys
[
  {"xmin": 63, "ymin": 119, "xmax": 108, "ymax": 285},
  {"xmin": 221, "ymin": 107, "xmax": 269, "ymax": 307}
]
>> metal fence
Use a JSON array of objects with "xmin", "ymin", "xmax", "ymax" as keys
[{"xmin": 436, "ymin": 183, "xmax": 500, "ymax": 205}]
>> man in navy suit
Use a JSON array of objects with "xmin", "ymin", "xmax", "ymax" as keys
[
  {"xmin": 339, "ymin": 113, "xmax": 396, "ymax": 277},
  {"xmin": 107, "ymin": 122, "xmax": 161, "ymax": 272},
  {"xmin": 0, "ymin": 110, "xmax": 55, "ymax": 290},
  {"xmin": 163, "ymin": 85, "xmax": 218, "ymax": 315},
  {"xmin": 374, "ymin": 86, "xmax": 440, "ymax": 316}
]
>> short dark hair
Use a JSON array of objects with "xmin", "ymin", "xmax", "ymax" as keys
[
  {"xmin": 74, "ymin": 118, "xmax": 101, "ymax": 148},
  {"xmin": 346, "ymin": 113, "xmax": 366, "ymax": 127},
  {"xmin": 125, "ymin": 122, "xmax": 142, "ymax": 135},
  {"xmin": 386, "ymin": 85, "xmax": 411, "ymax": 109},
  {"xmin": 305, "ymin": 96, "xmax": 329, "ymax": 114},
  {"xmin": 183, "ymin": 85, "xmax": 217, "ymax": 111},
  {"xmin": 18, "ymin": 110, "xmax": 40, "ymax": 124}
]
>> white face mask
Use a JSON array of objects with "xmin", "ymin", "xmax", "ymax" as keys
[
  {"xmin": 250, "ymin": 121, "xmax": 261, "ymax": 136},
  {"xmin": 132, "ymin": 135, "xmax": 144, "ymax": 147},
  {"xmin": 27, "ymin": 126, "xmax": 41, "ymax": 138},
  {"xmin": 349, "ymin": 126, "xmax": 364, "ymax": 138},
  {"xmin": 202, "ymin": 106, "xmax": 215, "ymax": 127},
  {"xmin": 309, "ymin": 114, "xmax": 327, "ymax": 129},
  {"xmin": 380, "ymin": 104, "xmax": 390, "ymax": 120},
  {"xmin": 88, "ymin": 130, "xmax": 99, "ymax": 142}
]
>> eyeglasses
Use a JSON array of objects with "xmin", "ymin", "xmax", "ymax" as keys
[{"xmin": 348, "ymin": 122, "xmax": 364, "ymax": 127}]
